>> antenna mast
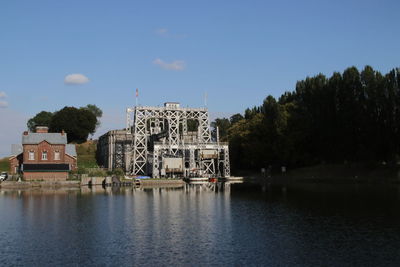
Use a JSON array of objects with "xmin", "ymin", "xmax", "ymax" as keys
[{"xmin": 135, "ymin": 88, "xmax": 139, "ymax": 106}]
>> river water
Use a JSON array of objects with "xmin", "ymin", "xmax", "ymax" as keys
[{"xmin": 0, "ymin": 182, "xmax": 400, "ymax": 266}]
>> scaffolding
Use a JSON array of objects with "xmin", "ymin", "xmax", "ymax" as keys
[{"xmin": 97, "ymin": 102, "xmax": 230, "ymax": 178}]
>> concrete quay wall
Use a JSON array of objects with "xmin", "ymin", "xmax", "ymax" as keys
[{"xmin": 0, "ymin": 180, "xmax": 80, "ymax": 189}]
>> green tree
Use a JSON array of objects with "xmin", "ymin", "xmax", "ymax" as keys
[
  {"xmin": 187, "ymin": 119, "xmax": 199, "ymax": 131},
  {"xmin": 230, "ymin": 113, "xmax": 244, "ymax": 125},
  {"xmin": 83, "ymin": 104, "xmax": 103, "ymax": 118},
  {"xmin": 49, "ymin": 106, "xmax": 97, "ymax": 143},
  {"xmin": 81, "ymin": 104, "xmax": 103, "ymax": 131},
  {"xmin": 205, "ymin": 65, "xmax": 400, "ymax": 171},
  {"xmin": 211, "ymin": 118, "xmax": 231, "ymax": 141},
  {"xmin": 27, "ymin": 111, "xmax": 53, "ymax": 132}
]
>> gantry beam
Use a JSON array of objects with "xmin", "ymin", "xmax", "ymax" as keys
[{"xmin": 97, "ymin": 102, "xmax": 231, "ymax": 178}]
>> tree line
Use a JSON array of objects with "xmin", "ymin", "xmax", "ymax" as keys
[
  {"xmin": 27, "ymin": 104, "xmax": 103, "ymax": 143},
  {"xmin": 212, "ymin": 66, "xmax": 400, "ymax": 171}
]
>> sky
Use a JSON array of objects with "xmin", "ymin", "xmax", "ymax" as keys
[{"xmin": 0, "ymin": 0, "xmax": 399, "ymax": 157}]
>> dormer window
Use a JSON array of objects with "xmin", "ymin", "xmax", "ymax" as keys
[
  {"xmin": 42, "ymin": 151, "xmax": 48, "ymax": 160},
  {"xmin": 28, "ymin": 151, "xmax": 35, "ymax": 160},
  {"xmin": 54, "ymin": 151, "xmax": 60, "ymax": 160}
]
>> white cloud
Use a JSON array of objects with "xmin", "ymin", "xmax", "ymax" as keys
[
  {"xmin": 64, "ymin": 73, "xmax": 90, "ymax": 85},
  {"xmin": 0, "ymin": 101, "xmax": 8, "ymax": 108},
  {"xmin": 155, "ymin": 28, "xmax": 186, "ymax": 39},
  {"xmin": 155, "ymin": 28, "xmax": 168, "ymax": 37},
  {"xmin": 153, "ymin": 58, "xmax": 186, "ymax": 71},
  {"xmin": 0, "ymin": 91, "xmax": 6, "ymax": 98}
]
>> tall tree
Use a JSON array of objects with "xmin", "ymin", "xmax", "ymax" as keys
[
  {"xmin": 215, "ymin": 65, "xmax": 400, "ymax": 172},
  {"xmin": 81, "ymin": 104, "xmax": 103, "ymax": 131},
  {"xmin": 211, "ymin": 118, "xmax": 231, "ymax": 141},
  {"xmin": 230, "ymin": 113, "xmax": 244, "ymax": 125},
  {"xmin": 27, "ymin": 111, "xmax": 53, "ymax": 132},
  {"xmin": 49, "ymin": 107, "xmax": 97, "ymax": 143}
]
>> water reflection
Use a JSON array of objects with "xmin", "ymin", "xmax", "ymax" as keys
[
  {"xmin": 77, "ymin": 181, "xmax": 243, "ymax": 195},
  {"xmin": 0, "ymin": 182, "xmax": 400, "ymax": 266}
]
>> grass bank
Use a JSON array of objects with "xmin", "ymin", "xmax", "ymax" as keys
[
  {"xmin": 76, "ymin": 140, "xmax": 99, "ymax": 168},
  {"xmin": 0, "ymin": 158, "xmax": 9, "ymax": 172}
]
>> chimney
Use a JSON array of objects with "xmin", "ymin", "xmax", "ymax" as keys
[
  {"xmin": 61, "ymin": 130, "xmax": 65, "ymax": 136},
  {"xmin": 23, "ymin": 131, "xmax": 28, "ymax": 136},
  {"xmin": 36, "ymin": 126, "xmax": 49, "ymax": 133}
]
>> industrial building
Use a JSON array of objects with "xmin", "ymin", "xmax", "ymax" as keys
[{"xmin": 97, "ymin": 102, "xmax": 230, "ymax": 178}]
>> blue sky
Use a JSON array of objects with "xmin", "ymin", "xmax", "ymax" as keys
[{"xmin": 0, "ymin": 0, "xmax": 399, "ymax": 156}]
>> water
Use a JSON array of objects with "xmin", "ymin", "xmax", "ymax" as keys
[{"xmin": 0, "ymin": 182, "xmax": 400, "ymax": 266}]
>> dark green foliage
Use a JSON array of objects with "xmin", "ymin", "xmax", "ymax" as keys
[
  {"xmin": 212, "ymin": 66, "xmax": 400, "ymax": 171},
  {"xmin": 28, "ymin": 105, "xmax": 102, "ymax": 144},
  {"xmin": 27, "ymin": 111, "xmax": 53, "ymax": 132},
  {"xmin": 230, "ymin": 113, "xmax": 244, "ymax": 125},
  {"xmin": 50, "ymin": 107, "xmax": 97, "ymax": 143},
  {"xmin": 82, "ymin": 104, "xmax": 103, "ymax": 118},
  {"xmin": 81, "ymin": 104, "xmax": 103, "ymax": 130},
  {"xmin": 111, "ymin": 168, "xmax": 125, "ymax": 177},
  {"xmin": 211, "ymin": 118, "xmax": 231, "ymax": 141},
  {"xmin": 187, "ymin": 119, "xmax": 199, "ymax": 131}
]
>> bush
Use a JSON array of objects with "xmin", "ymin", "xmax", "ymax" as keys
[
  {"xmin": 106, "ymin": 168, "xmax": 125, "ymax": 177},
  {"xmin": 77, "ymin": 168, "xmax": 88, "ymax": 174},
  {"xmin": 88, "ymin": 169, "xmax": 107, "ymax": 177},
  {"xmin": 113, "ymin": 168, "xmax": 125, "ymax": 177},
  {"xmin": 68, "ymin": 173, "xmax": 79, "ymax": 180}
]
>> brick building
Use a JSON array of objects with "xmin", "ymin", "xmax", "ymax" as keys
[{"xmin": 9, "ymin": 126, "xmax": 77, "ymax": 181}]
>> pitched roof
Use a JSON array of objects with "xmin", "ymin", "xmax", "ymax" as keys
[
  {"xmin": 65, "ymin": 144, "xmax": 77, "ymax": 157},
  {"xmin": 11, "ymin": 144, "xmax": 23, "ymax": 156},
  {"xmin": 22, "ymin": 133, "xmax": 67, "ymax": 145}
]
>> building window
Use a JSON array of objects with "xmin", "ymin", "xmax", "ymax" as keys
[
  {"xmin": 28, "ymin": 151, "xmax": 35, "ymax": 160},
  {"xmin": 54, "ymin": 151, "xmax": 60, "ymax": 160},
  {"xmin": 42, "ymin": 151, "xmax": 48, "ymax": 160}
]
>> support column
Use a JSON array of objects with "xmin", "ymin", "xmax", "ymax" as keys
[{"xmin": 152, "ymin": 148, "xmax": 160, "ymax": 178}]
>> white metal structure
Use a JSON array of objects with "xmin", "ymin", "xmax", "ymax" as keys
[{"xmin": 98, "ymin": 102, "xmax": 230, "ymax": 178}]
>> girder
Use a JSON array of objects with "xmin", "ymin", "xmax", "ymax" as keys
[{"xmin": 113, "ymin": 103, "xmax": 231, "ymax": 177}]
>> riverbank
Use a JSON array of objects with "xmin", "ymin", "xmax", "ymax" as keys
[
  {"xmin": 0, "ymin": 180, "xmax": 81, "ymax": 189},
  {"xmin": 240, "ymin": 163, "xmax": 400, "ymax": 185},
  {"xmin": 0, "ymin": 178, "xmax": 186, "ymax": 189}
]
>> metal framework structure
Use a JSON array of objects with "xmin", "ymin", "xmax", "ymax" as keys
[{"xmin": 98, "ymin": 102, "xmax": 230, "ymax": 178}]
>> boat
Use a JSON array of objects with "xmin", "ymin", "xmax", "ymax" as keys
[{"xmin": 185, "ymin": 177, "xmax": 209, "ymax": 182}]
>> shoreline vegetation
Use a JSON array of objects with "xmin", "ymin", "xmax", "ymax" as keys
[
  {"xmin": 0, "ymin": 157, "xmax": 9, "ymax": 172},
  {"xmin": 213, "ymin": 66, "xmax": 400, "ymax": 173},
  {"xmin": 2, "ymin": 65, "xmax": 400, "ymax": 190},
  {"xmin": 1, "ymin": 163, "xmax": 399, "ymax": 189},
  {"xmin": 241, "ymin": 163, "xmax": 400, "ymax": 186}
]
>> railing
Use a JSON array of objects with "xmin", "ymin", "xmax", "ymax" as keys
[{"xmin": 153, "ymin": 141, "xmax": 228, "ymax": 146}]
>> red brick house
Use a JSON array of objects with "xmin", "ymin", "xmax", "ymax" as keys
[{"xmin": 9, "ymin": 126, "xmax": 77, "ymax": 181}]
